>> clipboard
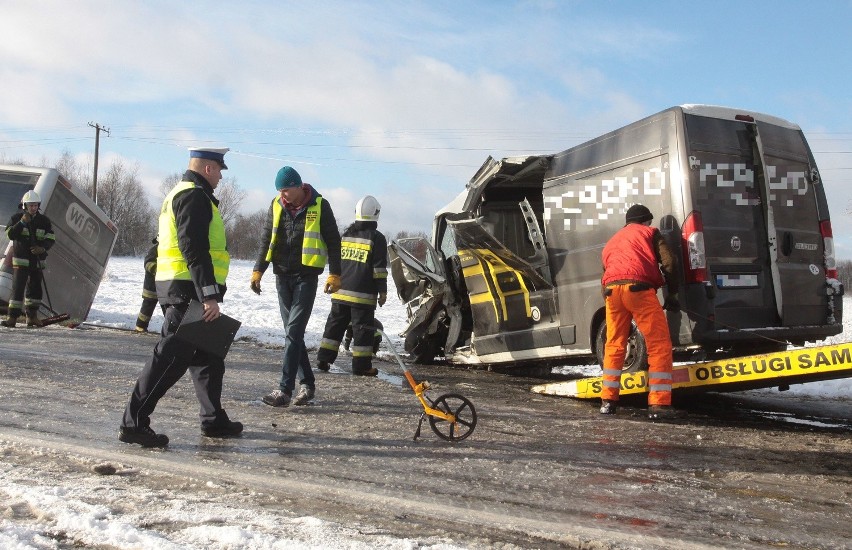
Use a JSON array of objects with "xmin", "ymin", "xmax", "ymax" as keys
[{"xmin": 175, "ymin": 300, "xmax": 242, "ymax": 358}]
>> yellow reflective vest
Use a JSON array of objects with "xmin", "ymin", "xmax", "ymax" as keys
[
  {"xmin": 264, "ymin": 196, "xmax": 328, "ymax": 268},
  {"xmin": 156, "ymin": 181, "xmax": 230, "ymax": 285}
]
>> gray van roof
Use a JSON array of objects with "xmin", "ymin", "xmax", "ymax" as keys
[
  {"xmin": 679, "ymin": 104, "xmax": 801, "ymax": 130},
  {"xmin": 433, "ymin": 105, "xmax": 803, "ymax": 222}
]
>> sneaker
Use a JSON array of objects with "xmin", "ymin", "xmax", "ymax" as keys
[
  {"xmin": 262, "ymin": 389, "xmax": 291, "ymax": 407},
  {"xmin": 292, "ymin": 386, "xmax": 315, "ymax": 406},
  {"xmin": 648, "ymin": 405, "xmax": 686, "ymax": 420},
  {"xmin": 353, "ymin": 367, "xmax": 378, "ymax": 376},
  {"xmin": 119, "ymin": 426, "xmax": 169, "ymax": 447},
  {"xmin": 202, "ymin": 419, "xmax": 244, "ymax": 437},
  {"xmin": 315, "ymin": 361, "xmax": 331, "ymax": 372},
  {"xmin": 599, "ymin": 399, "xmax": 618, "ymax": 415}
]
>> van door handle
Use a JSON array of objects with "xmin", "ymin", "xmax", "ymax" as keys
[{"xmin": 781, "ymin": 232, "xmax": 793, "ymax": 256}]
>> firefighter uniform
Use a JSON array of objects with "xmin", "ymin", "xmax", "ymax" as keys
[
  {"xmin": 2, "ymin": 194, "xmax": 55, "ymax": 327},
  {"xmin": 317, "ymin": 221, "xmax": 388, "ymax": 375},
  {"xmin": 600, "ymin": 204, "xmax": 679, "ymax": 415},
  {"xmin": 135, "ymin": 239, "xmax": 159, "ymax": 331},
  {"xmin": 120, "ymin": 147, "xmax": 241, "ymax": 446}
]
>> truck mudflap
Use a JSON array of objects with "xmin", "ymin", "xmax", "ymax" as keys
[{"xmin": 531, "ymin": 342, "xmax": 852, "ymax": 398}]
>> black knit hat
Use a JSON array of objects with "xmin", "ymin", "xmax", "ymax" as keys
[{"xmin": 625, "ymin": 204, "xmax": 653, "ymax": 224}]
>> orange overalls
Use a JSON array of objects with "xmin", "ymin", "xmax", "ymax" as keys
[{"xmin": 601, "ymin": 223, "xmax": 675, "ymax": 406}]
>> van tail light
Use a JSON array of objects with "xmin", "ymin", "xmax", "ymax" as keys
[
  {"xmin": 820, "ymin": 220, "xmax": 838, "ymax": 279},
  {"xmin": 682, "ymin": 211, "xmax": 707, "ymax": 283}
]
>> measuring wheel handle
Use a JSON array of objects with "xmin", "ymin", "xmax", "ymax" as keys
[{"xmin": 428, "ymin": 392, "xmax": 478, "ymax": 442}]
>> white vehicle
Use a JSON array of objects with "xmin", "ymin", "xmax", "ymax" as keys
[{"xmin": 0, "ymin": 165, "xmax": 118, "ymax": 324}]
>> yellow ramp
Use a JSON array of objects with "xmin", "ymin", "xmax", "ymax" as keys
[{"xmin": 531, "ymin": 342, "xmax": 852, "ymax": 399}]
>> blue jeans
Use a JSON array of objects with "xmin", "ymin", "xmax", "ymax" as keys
[{"xmin": 275, "ymin": 273, "xmax": 318, "ymax": 394}]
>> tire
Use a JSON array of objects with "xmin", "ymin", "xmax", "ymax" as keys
[
  {"xmin": 595, "ymin": 320, "xmax": 648, "ymax": 373},
  {"xmin": 404, "ymin": 325, "xmax": 442, "ymax": 365}
]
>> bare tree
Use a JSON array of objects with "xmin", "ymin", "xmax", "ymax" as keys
[
  {"xmin": 227, "ymin": 208, "xmax": 267, "ymax": 260},
  {"xmin": 215, "ymin": 177, "xmax": 246, "ymax": 230},
  {"xmin": 54, "ymin": 151, "xmax": 92, "ymax": 193},
  {"xmin": 158, "ymin": 173, "xmax": 182, "ymax": 199},
  {"xmin": 97, "ymin": 160, "xmax": 157, "ymax": 255}
]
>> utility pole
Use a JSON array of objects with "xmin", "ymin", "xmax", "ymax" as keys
[{"xmin": 88, "ymin": 122, "xmax": 110, "ymax": 204}]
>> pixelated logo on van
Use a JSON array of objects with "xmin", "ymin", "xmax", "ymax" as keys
[{"xmin": 66, "ymin": 202, "xmax": 100, "ymax": 246}]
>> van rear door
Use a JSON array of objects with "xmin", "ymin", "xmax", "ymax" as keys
[{"xmin": 684, "ymin": 113, "xmax": 828, "ymax": 330}]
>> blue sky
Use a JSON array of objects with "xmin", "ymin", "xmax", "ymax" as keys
[{"xmin": 1, "ymin": 1, "xmax": 851, "ymax": 253}]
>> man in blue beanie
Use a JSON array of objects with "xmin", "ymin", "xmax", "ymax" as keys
[{"xmin": 252, "ymin": 166, "xmax": 342, "ymax": 407}]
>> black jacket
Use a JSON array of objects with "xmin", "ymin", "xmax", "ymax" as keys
[
  {"xmin": 332, "ymin": 222, "xmax": 388, "ymax": 309},
  {"xmin": 253, "ymin": 186, "xmax": 341, "ymax": 277},
  {"xmin": 5, "ymin": 210, "xmax": 55, "ymax": 269},
  {"xmin": 156, "ymin": 170, "xmax": 227, "ymax": 305}
]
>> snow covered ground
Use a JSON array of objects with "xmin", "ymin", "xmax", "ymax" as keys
[{"xmin": 2, "ymin": 256, "xmax": 850, "ymax": 549}]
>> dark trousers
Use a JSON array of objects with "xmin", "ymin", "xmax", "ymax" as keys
[
  {"xmin": 7, "ymin": 267, "xmax": 43, "ymax": 316},
  {"xmin": 122, "ymin": 303, "xmax": 226, "ymax": 429},
  {"xmin": 317, "ymin": 302, "xmax": 376, "ymax": 374}
]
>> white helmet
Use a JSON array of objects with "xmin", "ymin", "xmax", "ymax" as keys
[
  {"xmin": 355, "ymin": 195, "xmax": 381, "ymax": 222},
  {"xmin": 22, "ymin": 190, "xmax": 41, "ymax": 205}
]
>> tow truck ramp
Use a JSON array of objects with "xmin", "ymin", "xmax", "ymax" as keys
[{"xmin": 531, "ymin": 342, "xmax": 852, "ymax": 398}]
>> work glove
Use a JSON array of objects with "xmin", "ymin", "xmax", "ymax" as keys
[
  {"xmin": 663, "ymin": 293, "xmax": 680, "ymax": 312},
  {"xmin": 21, "ymin": 213, "xmax": 31, "ymax": 223},
  {"xmin": 377, "ymin": 292, "xmax": 387, "ymax": 307},
  {"xmin": 250, "ymin": 271, "xmax": 263, "ymax": 295},
  {"xmin": 324, "ymin": 274, "xmax": 341, "ymax": 294},
  {"xmin": 30, "ymin": 246, "xmax": 45, "ymax": 255}
]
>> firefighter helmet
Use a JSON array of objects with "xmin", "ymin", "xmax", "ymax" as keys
[
  {"xmin": 355, "ymin": 195, "xmax": 381, "ymax": 222},
  {"xmin": 21, "ymin": 190, "xmax": 41, "ymax": 205}
]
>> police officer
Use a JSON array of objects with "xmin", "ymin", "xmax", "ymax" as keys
[
  {"xmin": 119, "ymin": 147, "xmax": 242, "ymax": 447},
  {"xmin": 600, "ymin": 204, "xmax": 681, "ymax": 420},
  {"xmin": 316, "ymin": 195, "xmax": 388, "ymax": 378},
  {"xmin": 2, "ymin": 191, "xmax": 55, "ymax": 328},
  {"xmin": 252, "ymin": 166, "xmax": 342, "ymax": 408}
]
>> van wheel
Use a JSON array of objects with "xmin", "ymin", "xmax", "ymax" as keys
[
  {"xmin": 595, "ymin": 321, "xmax": 648, "ymax": 373},
  {"xmin": 405, "ymin": 326, "xmax": 442, "ymax": 365}
]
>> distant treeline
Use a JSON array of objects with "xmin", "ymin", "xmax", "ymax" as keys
[{"xmin": 3, "ymin": 152, "xmax": 428, "ymax": 261}]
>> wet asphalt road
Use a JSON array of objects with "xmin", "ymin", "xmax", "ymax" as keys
[{"xmin": 1, "ymin": 325, "xmax": 850, "ymax": 549}]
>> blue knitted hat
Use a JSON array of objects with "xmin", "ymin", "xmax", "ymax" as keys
[{"xmin": 275, "ymin": 166, "xmax": 302, "ymax": 190}]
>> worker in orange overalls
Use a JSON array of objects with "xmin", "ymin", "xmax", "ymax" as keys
[{"xmin": 600, "ymin": 204, "xmax": 681, "ymax": 420}]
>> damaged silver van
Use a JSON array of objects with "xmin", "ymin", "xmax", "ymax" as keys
[{"xmin": 390, "ymin": 105, "xmax": 843, "ymax": 370}]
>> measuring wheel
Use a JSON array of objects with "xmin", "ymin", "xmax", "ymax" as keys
[{"xmin": 427, "ymin": 393, "xmax": 478, "ymax": 441}]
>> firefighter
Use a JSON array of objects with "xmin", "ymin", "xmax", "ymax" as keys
[
  {"xmin": 135, "ymin": 238, "xmax": 159, "ymax": 332},
  {"xmin": 600, "ymin": 204, "xmax": 682, "ymax": 420},
  {"xmin": 316, "ymin": 195, "xmax": 388, "ymax": 378},
  {"xmin": 2, "ymin": 191, "xmax": 55, "ymax": 328}
]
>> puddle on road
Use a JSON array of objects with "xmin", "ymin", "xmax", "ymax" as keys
[{"xmin": 744, "ymin": 409, "xmax": 852, "ymax": 429}]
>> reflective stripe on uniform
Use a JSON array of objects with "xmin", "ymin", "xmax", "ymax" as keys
[
  {"xmin": 351, "ymin": 345, "xmax": 373, "ymax": 357},
  {"xmin": 331, "ymin": 289, "xmax": 377, "ymax": 305},
  {"xmin": 320, "ymin": 337, "xmax": 340, "ymax": 351}
]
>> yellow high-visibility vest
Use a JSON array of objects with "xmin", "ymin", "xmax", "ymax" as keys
[
  {"xmin": 156, "ymin": 181, "xmax": 230, "ymax": 284},
  {"xmin": 264, "ymin": 196, "xmax": 328, "ymax": 268}
]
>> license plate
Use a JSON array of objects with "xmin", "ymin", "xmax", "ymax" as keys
[{"xmin": 716, "ymin": 274, "xmax": 758, "ymax": 288}]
